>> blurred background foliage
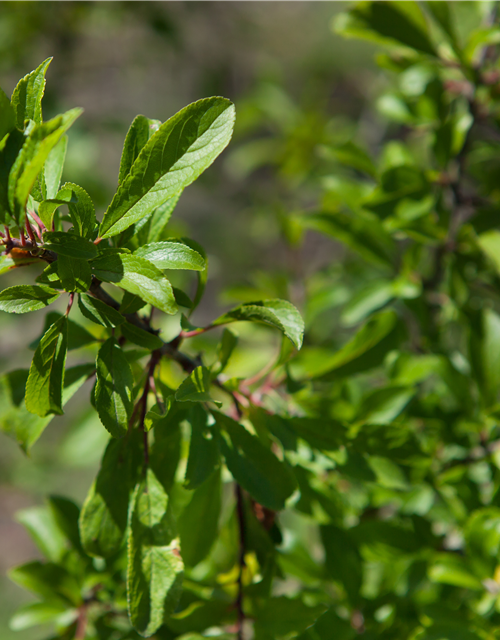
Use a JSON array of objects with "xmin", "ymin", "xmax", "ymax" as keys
[{"xmin": 0, "ymin": 4, "xmax": 376, "ymax": 637}]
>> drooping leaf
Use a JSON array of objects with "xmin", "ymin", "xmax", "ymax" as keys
[
  {"xmin": 118, "ymin": 114, "xmax": 161, "ymax": 185},
  {"xmin": 127, "ymin": 468, "xmax": 184, "ymax": 637},
  {"xmin": 213, "ymin": 299, "xmax": 304, "ymax": 349},
  {"xmin": 91, "ymin": 253, "xmax": 178, "ymax": 315},
  {"xmin": 25, "ymin": 315, "xmax": 68, "ymax": 417},
  {"xmin": 184, "ymin": 404, "xmax": 220, "ymax": 489},
  {"xmin": 214, "ymin": 411, "xmax": 297, "ymax": 511},
  {"xmin": 0, "ymin": 284, "xmax": 61, "ymax": 313},
  {"xmin": 42, "ymin": 231, "xmax": 97, "ymax": 260},
  {"xmin": 120, "ymin": 321, "xmax": 163, "ymax": 351},
  {"xmin": 78, "ymin": 293, "xmax": 125, "ymax": 328},
  {"xmin": 79, "ymin": 436, "xmax": 138, "ymax": 557},
  {"xmin": 95, "ymin": 337, "xmax": 134, "ymax": 437},
  {"xmin": 176, "ymin": 366, "xmax": 219, "ymax": 404},
  {"xmin": 8, "ymin": 108, "xmax": 82, "ymax": 227},
  {"xmin": 10, "ymin": 57, "xmax": 52, "ymax": 129},
  {"xmin": 178, "ymin": 469, "xmax": 221, "ymax": 567},
  {"xmin": 57, "ymin": 255, "xmax": 92, "ymax": 292},
  {"xmin": 134, "ymin": 241, "xmax": 206, "ymax": 271},
  {"xmin": 99, "ymin": 97, "xmax": 235, "ymax": 239}
]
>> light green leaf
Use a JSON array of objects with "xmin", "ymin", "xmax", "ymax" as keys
[
  {"xmin": 127, "ymin": 468, "xmax": 184, "ymax": 637},
  {"xmin": 134, "ymin": 241, "xmax": 205, "ymax": 271},
  {"xmin": 428, "ymin": 554, "xmax": 483, "ymax": 590},
  {"xmin": 8, "ymin": 561, "xmax": 81, "ymax": 607},
  {"xmin": 99, "ymin": 97, "xmax": 235, "ymax": 239},
  {"xmin": 8, "ymin": 108, "xmax": 82, "ymax": 227},
  {"xmin": 78, "ymin": 293, "xmax": 125, "ymax": 328},
  {"xmin": 25, "ymin": 315, "xmax": 68, "ymax": 417},
  {"xmin": 184, "ymin": 404, "xmax": 220, "ymax": 489},
  {"xmin": 57, "ymin": 255, "xmax": 92, "ymax": 292},
  {"xmin": 42, "ymin": 231, "xmax": 97, "ymax": 260},
  {"xmin": 0, "ymin": 252, "xmax": 39, "ymax": 274},
  {"xmin": 214, "ymin": 327, "xmax": 238, "ymax": 374},
  {"xmin": 80, "ymin": 436, "xmax": 137, "ymax": 557},
  {"xmin": 120, "ymin": 321, "xmax": 163, "ymax": 351},
  {"xmin": 119, "ymin": 114, "xmax": 161, "ymax": 185},
  {"xmin": 214, "ymin": 411, "xmax": 297, "ymax": 511},
  {"xmin": 16, "ymin": 506, "xmax": 67, "ymax": 563},
  {"xmin": 10, "ymin": 58, "xmax": 52, "ymax": 129},
  {"xmin": 43, "ymin": 135, "xmax": 67, "ymax": 199},
  {"xmin": 0, "ymin": 284, "xmax": 61, "ymax": 313},
  {"xmin": 176, "ymin": 366, "xmax": 219, "ymax": 404},
  {"xmin": 214, "ymin": 299, "xmax": 304, "ymax": 349},
  {"xmin": 39, "ymin": 182, "xmax": 96, "ymax": 237},
  {"xmin": 95, "ymin": 337, "xmax": 134, "ymax": 437},
  {"xmin": 178, "ymin": 469, "xmax": 221, "ymax": 567},
  {"xmin": 9, "ymin": 601, "xmax": 72, "ymax": 632},
  {"xmin": 0, "ymin": 87, "xmax": 15, "ymax": 141},
  {"xmin": 91, "ymin": 253, "xmax": 178, "ymax": 315}
]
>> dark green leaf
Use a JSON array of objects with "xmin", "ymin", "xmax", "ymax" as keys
[
  {"xmin": 321, "ymin": 525, "xmax": 362, "ymax": 603},
  {"xmin": 57, "ymin": 255, "xmax": 92, "ymax": 292},
  {"xmin": 78, "ymin": 293, "xmax": 124, "ymax": 328},
  {"xmin": 16, "ymin": 506, "xmax": 67, "ymax": 563},
  {"xmin": 47, "ymin": 496, "xmax": 83, "ymax": 554},
  {"xmin": 25, "ymin": 315, "xmax": 68, "ymax": 417},
  {"xmin": 297, "ymin": 607, "xmax": 355, "ymax": 640},
  {"xmin": 134, "ymin": 241, "xmax": 205, "ymax": 271},
  {"xmin": 178, "ymin": 469, "xmax": 221, "ymax": 567},
  {"xmin": 254, "ymin": 597, "xmax": 326, "ymax": 637},
  {"xmin": 30, "ymin": 311, "xmax": 97, "ymax": 351},
  {"xmin": 91, "ymin": 253, "xmax": 178, "ymax": 315},
  {"xmin": 10, "ymin": 58, "xmax": 52, "ymax": 129},
  {"xmin": 184, "ymin": 404, "xmax": 220, "ymax": 489},
  {"xmin": 176, "ymin": 366, "xmax": 219, "ymax": 404},
  {"xmin": 149, "ymin": 402, "xmax": 184, "ymax": 492},
  {"xmin": 214, "ymin": 411, "xmax": 297, "ymax": 511},
  {"xmin": 118, "ymin": 114, "xmax": 161, "ymax": 184},
  {"xmin": 95, "ymin": 337, "xmax": 134, "ymax": 437},
  {"xmin": 0, "ymin": 87, "xmax": 15, "ymax": 141},
  {"xmin": 99, "ymin": 97, "xmax": 235, "ymax": 239},
  {"xmin": 120, "ymin": 321, "xmax": 163, "ymax": 351},
  {"xmin": 214, "ymin": 299, "xmax": 304, "ymax": 349},
  {"xmin": 214, "ymin": 328, "xmax": 238, "ymax": 374},
  {"xmin": 127, "ymin": 468, "xmax": 184, "ymax": 636},
  {"xmin": 8, "ymin": 561, "xmax": 81, "ymax": 606},
  {"xmin": 0, "ymin": 284, "xmax": 61, "ymax": 314},
  {"xmin": 42, "ymin": 231, "xmax": 97, "ymax": 260}
]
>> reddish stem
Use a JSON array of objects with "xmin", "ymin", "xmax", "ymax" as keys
[
  {"xmin": 25, "ymin": 219, "xmax": 37, "ymax": 246},
  {"xmin": 27, "ymin": 209, "xmax": 46, "ymax": 232}
]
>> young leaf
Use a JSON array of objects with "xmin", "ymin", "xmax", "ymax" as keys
[
  {"xmin": 78, "ymin": 293, "xmax": 125, "ymax": 328},
  {"xmin": 42, "ymin": 231, "xmax": 98, "ymax": 260},
  {"xmin": 91, "ymin": 253, "xmax": 178, "ymax": 315},
  {"xmin": 10, "ymin": 57, "xmax": 52, "ymax": 129},
  {"xmin": 175, "ymin": 366, "xmax": 221, "ymax": 406},
  {"xmin": 127, "ymin": 468, "xmax": 184, "ymax": 636},
  {"xmin": 118, "ymin": 114, "xmax": 161, "ymax": 184},
  {"xmin": 8, "ymin": 108, "xmax": 82, "ymax": 227},
  {"xmin": 120, "ymin": 321, "xmax": 163, "ymax": 351},
  {"xmin": 214, "ymin": 299, "xmax": 304, "ymax": 349},
  {"xmin": 0, "ymin": 284, "xmax": 61, "ymax": 313},
  {"xmin": 25, "ymin": 315, "xmax": 68, "ymax": 417},
  {"xmin": 95, "ymin": 338, "xmax": 134, "ymax": 437},
  {"xmin": 99, "ymin": 97, "xmax": 235, "ymax": 239},
  {"xmin": 43, "ymin": 136, "xmax": 67, "ymax": 199},
  {"xmin": 39, "ymin": 182, "xmax": 96, "ymax": 237},
  {"xmin": 213, "ymin": 411, "xmax": 297, "ymax": 511},
  {"xmin": 184, "ymin": 404, "xmax": 220, "ymax": 489},
  {"xmin": 57, "ymin": 255, "xmax": 92, "ymax": 292},
  {"xmin": 134, "ymin": 241, "xmax": 206, "ymax": 271},
  {"xmin": 0, "ymin": 87, "xmax": 15, "ymax": 141},
  {"xmin": 79, "ymin": 437, "xmax": 137, "ymax": 557},
  {"xmin": 178, "ymin": 469, "xmax": 221, "ymax": 567}
]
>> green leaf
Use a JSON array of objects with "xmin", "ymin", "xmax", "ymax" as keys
[
  {"xmin": 0, "ymin": 128, "xmax": 24, "ymax": 224},
  {"xmin": 0, "ymin": 364, "xmax": 93, "ymax": 451},
  {"xmin": 356, "ymin": 385, "xmax": 414, "ymax": 425},
  {"xmin": 428, "ymin": 554, "xmax": 483, "ymax": 590},
  {"xmin": 127, "ymin": 468, "xmax": 184, "ymax": 637},
  {"xmin": 0, "ymin": 87, "xmax": 15, "ymax": 141},
  {"xmin": 296, "ymin": 607, "xmax": 355, "ymax": 640},
  {"xmin": 43, "ymin": 136, "xmax": 67, "ymax": 199},
  {"xmin": 42, "ymin": 231, "xmax": 98, "ymax": 260},
  {"xmin": 469, "ymin": 308, "xmax": 500, "ymax": 407},
  {"xmin": 95, "ymin": 337, "xmax": 134, "ymax": 437},
  {"xmin": 79, "ymin": 437, "xmax": 137, "ymax": 557},
  {"xmin": 99, "ymin": 97, "xmax": 235, "ymax": 239},
  {"xmin": 8, "ymin": 561, "xmax": 81, "ymax": 607},
  {"xmin": 214, "ymin": 411, "xmax": 297, "ymax": 511},
  {"xmin": 91, "ymin": 253, "xmax": 178, "ymax": 315},
  {"xmin": 39, "ymin": 182, "xmax": 96, "ymax": 237},
  {"xmin": 134, "ymin": 241, "xmax": 206, "ymax": 271},
  {"xmin": 57, "ymin": 255, "xmax": 92, "ymax": 292},
  {"xmin": 120, "ymin": 321, "xmax": 163, "ymax": 351},
  {"xmin": 118, "ymin": 114, "xmax": 161, "ymax": 185},
  {"xmin": 176, "ymin": 366, "xmax": 219, "ymax": 404},
  {"xmin": 0, "ymin": 284, "xmax": 61, "ymax": 313},
  {"xmin": 184, "ymin": 405, "xmax": 220, "ymax": 489},
  {"xmin": 16, "ymin": 506, "xmax": 67, "ymax": 563},
  {"xmin": 8, "ymin": 108, "xmax": 82, "ymax": 227},
  {"xmin": 321, "ymin": 525, "xmax": 362, "ymax": 603},
  {"xmin": 119, "ymin": 290, "xmax": 147, "ymax": 314},
  {"xmin": 149, "ymin": 402, "xmax": 184, "ymax": 492},
  {"xmin": 214, "ymin": 328, "xmax": 238, "ymax": 374},
  {"xmin": 47, "ymin": 496, "xmax": 83, "ymax": 553},
  {"xmin": 0, "ymin": 251, "xmax": 39, "ymax": 274},
  {"xmin": 288, "ymin": 416, "xmax": 346, "ymax": 451},
  {"xmin": 254, "ymin": 597, "xmax": 326, "ymax": 638},
  {"xmin": 334, "ymin": 1, "xmax": 436, "ymax": 56},
  {"xmin": 10, "ymin": 57, "xmax": 52, "ymax": 129},
  {"xmin": 9, "ymin": 601, "xmax": 71, "ymax": 632},
  {"xmin": 178, "ymin": 469, "xmax": 221, "ymax": 567},
  {"xmin": 30, "ymin": 311, "xmax": 97, "ymax": 351},
  {"xmin": 25, "ymin": 315, "xmax": 68, "ymax": 417},
  {"xmin": 78, "ymin": 293, "xmax": 125, "ymax": 328},
  {"xmin": 214, "ymin": 299, "xmax": 304, "ymax": 349}
]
